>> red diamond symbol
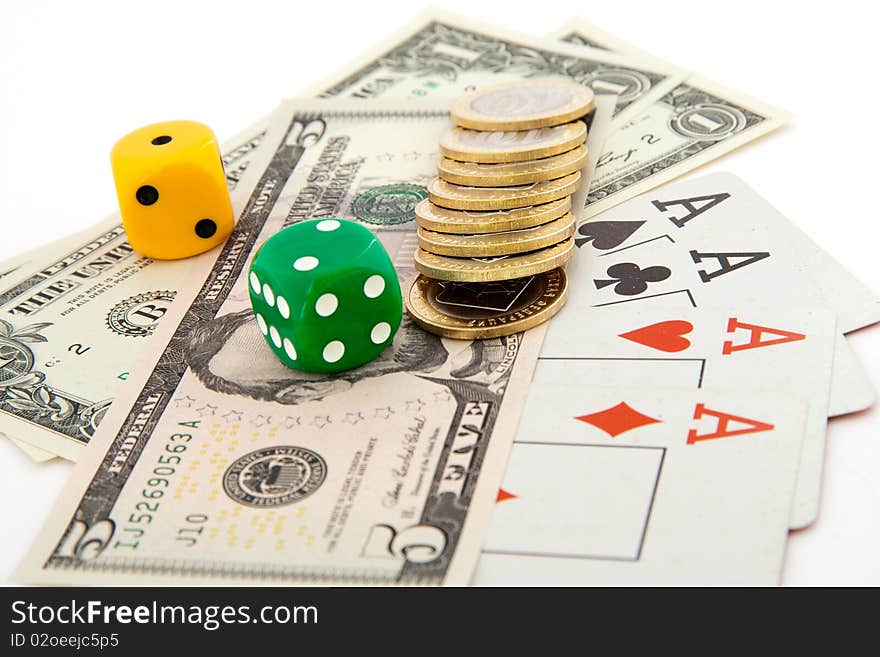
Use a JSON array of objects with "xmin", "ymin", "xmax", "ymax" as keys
[
  {"xmin": 496, "ymin": 488, "xmax": 517, "ymax": 503},
  {"xmin": 575, "ymin": 402, "xmax": 661, "ymax": 437}
]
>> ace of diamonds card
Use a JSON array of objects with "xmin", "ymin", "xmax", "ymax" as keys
[{"xmin": 473, "ymin": 385, "xmax": 807, "ymax": 586}]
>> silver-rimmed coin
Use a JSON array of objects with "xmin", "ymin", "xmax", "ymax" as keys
[{"xmin": 451, "ymin": 79, "xmax": 596, "ymax": 131}]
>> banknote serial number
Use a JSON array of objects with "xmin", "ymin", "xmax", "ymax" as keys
[{"xmin": 116, "ymin": 431, "xmax": 207, "ymax": 550}]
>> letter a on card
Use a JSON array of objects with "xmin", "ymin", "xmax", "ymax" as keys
[
  {"xmin": 722, "ymin": 317, "xmax": 806, "ymax": 354},
  {"xmin": 687, "ymin": 403, "xmax": 774, "ymax": 444},
  {"xmin": 690, "ymin": 250, "xmax": 770, "ymax": 282},
  {"xmin": 651, "ymin": 192, "xmax": 730, "ymax": 228}
]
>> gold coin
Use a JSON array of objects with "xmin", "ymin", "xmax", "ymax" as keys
[
  {"xmin": 439, "ymin": 121, "xmax": 587, "ymax": 163},
  {"xmin": 414, "ymin": 237, "xmax": 575, "ymax": 282},
  {"xmin": 415, "ymin": 197, "xmax": 571, "ymax": 234},
  {"xmin": 438, "ymin": 144, "xmax": 588, "ymax": 187},
  {"xmin": 418, "ymin": 212, "xmax": 575, "ymax": 257},
  {"xmin": 405, "ymin": 268, "xmax": 569, "ymax": 339},
  {"xmin": 451, "ymin": 79, "xmax": 596, "ymax": 131},
  {"xmin": 428, "ymin": 171, "xmax": 581, "ymax": 211}
]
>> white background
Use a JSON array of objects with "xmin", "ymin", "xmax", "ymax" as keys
[{"xmin": 0, "ymin": 0, "xmax": 878, "ymax": 586}]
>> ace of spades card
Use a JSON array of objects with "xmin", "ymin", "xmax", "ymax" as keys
[
  {"xmin": 536, "ymin": 303, "xmax": 835, "ymax": 529},
  {"xmin": 474, "ymin": 385, "xmax": 807, "ymax": 586}
]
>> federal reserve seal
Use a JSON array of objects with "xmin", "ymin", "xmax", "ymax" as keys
[
  {"xmin": 106, "ymin": 290, "xmax": 177, "ymax": 337},
  {"xmin": 223, "ymin": 446, "xmax": 327, "ymax": 507},
  {"xmin": 352, "ymin": 183, "xmax": 428, "ymax": 225}
]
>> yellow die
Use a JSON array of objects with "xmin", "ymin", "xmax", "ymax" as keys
[{"xmin": 111, "ymin": 120, "xmax": 233, "ymax": 260}]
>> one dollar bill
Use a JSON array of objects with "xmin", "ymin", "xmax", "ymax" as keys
[
  {"xmin": 552, "ymin": 19, "xmax": 790, "ymax": 219},
  {"xmin": 16, "ymin": 97, "xmax": 607, "ymax": 585}
]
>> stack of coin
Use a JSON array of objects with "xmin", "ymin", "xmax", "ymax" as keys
[{"xmin": 406, "ymin": 79, "xmax": 595, "ymax": 339}]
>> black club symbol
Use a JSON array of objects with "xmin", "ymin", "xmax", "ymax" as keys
[{"xmin": 594, "ymin": 262, "xmax": 672, "ymax": 296}]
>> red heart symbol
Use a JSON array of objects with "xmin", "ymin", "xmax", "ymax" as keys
[{"xmin": 619, "ymin": 320, "xmax": 694, "ymax": 353}]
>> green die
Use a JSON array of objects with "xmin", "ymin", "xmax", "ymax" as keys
[{"xmin": 247, "ymin": 218, "xmax": 402, "ymax": 373}]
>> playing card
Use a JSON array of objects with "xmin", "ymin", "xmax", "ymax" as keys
[
  {"xmin": 828, "ymin": 336, "xmax": 876, "ymax": 417},
  {"xmin": 536, "ymin": 303, "xmax": 836, "ymax": 529},
  {"xmin": 570, "ymin": 173, "xmax": 875, "ymax": 420},
  {"xmin": 473, "ymin": 385, "xmax": 807, "ymax": 586}
]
